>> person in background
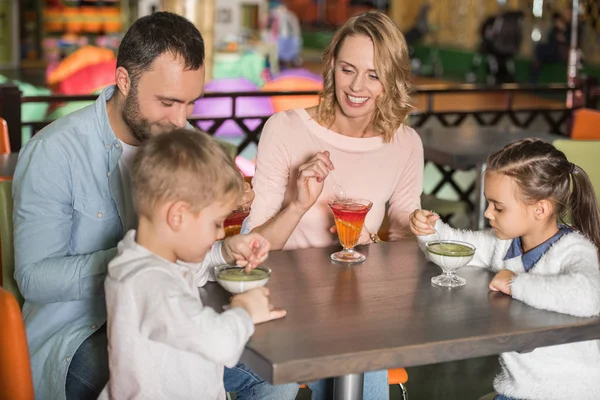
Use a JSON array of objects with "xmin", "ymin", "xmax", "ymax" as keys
[{"xmin": 530, "ymin": 8, "xmax": 580, "ymax": 84}]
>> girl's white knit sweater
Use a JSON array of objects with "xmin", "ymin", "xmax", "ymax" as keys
[{"xmin": 418, "ymin": 222, "xmax": 600, "ymax": 400}]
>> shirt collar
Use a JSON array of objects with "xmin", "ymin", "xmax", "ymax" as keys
[
  {"xmin": 504, "ymin": 225, "xmax": 573, "ymax": 272},
  {"xmin": 95, "ymin": 85, "xmax": 119, "ymax": 146}
]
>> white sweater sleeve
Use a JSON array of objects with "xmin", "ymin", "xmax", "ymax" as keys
[
  {"xmin": 134, "ymin": 269, "xmax": 254, "ymax": 367},
  {"xmin": 417, "ymin": 221, "xmax": 498, "ymax": 269},
  {"xmin": 510, "ymin": 238, "xmax": 600, "ymax": 317}
]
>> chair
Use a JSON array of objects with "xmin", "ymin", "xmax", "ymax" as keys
[
  {"xmin": 0, "ymin": 117, "xmax": 10, "ymax": 154},
  {"xmin": 553, "ymin": 139, "xmax": 600, "ymax": 207},
  {"xmin": 388, "ymin": 367, "xmax": 409, "ymax": 399},
  {"xmin": 0, "ymin": 180, "xmax": 21, "ymax": 305},
  {"xmin": 570, "ymin": 108, "xmax": 600, "ymax": 140},
  {"xmin": 0, "ymin": 287, "xmax": 34, "ymax": 400}
]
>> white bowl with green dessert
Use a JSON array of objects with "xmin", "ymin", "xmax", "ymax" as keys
[
  {"xmin": 425, "ymin": 240, "xmax": 476, "ymax": 288},
  {"xmin": 214, "ymin": 265, "xmax": 271, "ymax": 294}
]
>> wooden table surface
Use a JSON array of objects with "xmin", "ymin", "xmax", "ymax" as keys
[
  {"xmin": 200, "ymin": 240, "xmax": 600, "ymax": 385},
  {"xmin": 0, "ymin": 153, "xmax": 17, "ymax": 177},
  {"xmin": 419, "ymin": 126, "xmax": 561, "ymax": 170}
]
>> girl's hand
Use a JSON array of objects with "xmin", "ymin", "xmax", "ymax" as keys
[
  {"xmin": 409, "ymin": 209, "xmax": 439, "ymax": 236},
  {"xmin": 489, "ymin": 270, "xmax": 516, "ymax": 295},
  {"xmin": 292, "ymin": 151, "xmax": 334, "ymax": 213}
]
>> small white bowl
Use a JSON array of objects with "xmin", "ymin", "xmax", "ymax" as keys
[
  {"xmin": 425, "ymin": 240, "xmax": 476, "ymax": 271},
  {"xmin": 214, "ymin": 265, "xmax": 271, "ymax": 294}
]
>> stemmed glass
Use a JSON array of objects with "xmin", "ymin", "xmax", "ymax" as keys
[
  {"xmin": 426, "ymin": 240, "xmax": 476, "ymax": 288},
  {"xmin": 328, "ymin": 198, "xmax": 372, "ymax": 263}
]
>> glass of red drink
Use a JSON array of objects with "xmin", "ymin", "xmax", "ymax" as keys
[
  {"xmin": 223, "ymin": 209, "xmax": 249, "ymax": 238},
  {"xmin": 328, "ymin": 198, "xmax": 372, "ymax": 263}
]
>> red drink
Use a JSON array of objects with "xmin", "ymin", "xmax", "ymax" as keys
[
  {"xmin": 329, "ymin": 201, "xmax": 370, "ymax": 248},
  {"xmin": 223, "ymin": 210, "xmax": 249, "ymax": 237},
  {"xmin": 328, "ymin": 198, "xmax": 372, "ymax": 263}
]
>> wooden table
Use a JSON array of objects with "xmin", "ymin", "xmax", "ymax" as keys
[
  {"xmin": 0, "ymin": 153, "xmax": 17, "ymax": 178},
  {"xmin": 419, "ymin": 126, "xmax": 562, "ymax": 229},
  {"xmin": 200, "ymin": 241, "xmax": 600, "ymax": 400}
]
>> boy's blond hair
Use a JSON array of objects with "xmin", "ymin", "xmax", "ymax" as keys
[{"xmin": 132, "ymin": 129, "xmax": 244, "ymax": 217}]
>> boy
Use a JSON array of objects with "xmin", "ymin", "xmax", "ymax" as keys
[{"xmin": 99, "ymin": 129, "xmax": 285, "ymax": 399}]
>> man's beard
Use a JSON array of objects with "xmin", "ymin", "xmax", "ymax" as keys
[{"xmin": 122, "ymin": 84, "xmax": 152, "ymax": 143}]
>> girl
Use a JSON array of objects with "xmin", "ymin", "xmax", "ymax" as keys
[{"xmin": 411, "ymin": 138, "xmax": 600, "ymax": 400}]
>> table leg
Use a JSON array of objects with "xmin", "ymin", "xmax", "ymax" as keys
[
  {"xmin": 333, "ymin": 373, "xmax": 364, "ymax": 400},
  {"xmin": 475, "ymin": 162, "xmax": 487, "ymax": 230}
]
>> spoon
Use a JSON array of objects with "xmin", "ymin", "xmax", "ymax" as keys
[
  {"xmin": 330, "ymin": 172, "xmax": 347, "ymax": 201},
  {"xmin": 305, "ymin": 132, "xmax": 348, "ymax": 201},
  {"xmin": 242, "ymin": 231, "xmax": 270, "ymax": 274},
  {"xmin": 414, "ymin": 203, "xmax": 451, "ymax": 252}
]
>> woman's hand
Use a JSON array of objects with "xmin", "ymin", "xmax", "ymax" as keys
[
  {"xmin": 237, "ymin": 173, "xmax": 254, "ymax": 211},
  {"xmin": 291, "ymin": 151, "xmax": 334, "ymax": 213},
  {"xmin": 409, "ymin": 209, "xmax": 439, "ymax": 236}
]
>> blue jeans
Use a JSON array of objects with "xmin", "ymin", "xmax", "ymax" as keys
[
  {"xmin": 65, "ymin": 324, "xmax": 109, "ymax": 400},
  {"xmin": 224, "ymin": 363, "xmax": 299, "ymax": 399},
  {"xmin": 308, "ymin": 370, "xmax": 389, "ymax": 400},
  {"xmin": 65, "ymin": 324, "xmax": 299, "ymax": 400},
  {"xmin": 495, "ymin": 395, "xmax": 519, "ymax": 400}
]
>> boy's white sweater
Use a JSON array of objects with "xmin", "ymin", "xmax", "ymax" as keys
[
  {"xmin": 98, "ymin": 230, "xmax": 254, "ymax": 400},
  {"xmin": 419, "ymin": 222, "xmax": 600, "ymax": 400}
]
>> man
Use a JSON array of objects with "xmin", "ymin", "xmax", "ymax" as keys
[{"xmin": 13, "ymin": 12, "xmax": 298, "ymax": 400}]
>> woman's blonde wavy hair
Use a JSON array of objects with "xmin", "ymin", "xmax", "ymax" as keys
[{"xmin": 317, "ymin": 11, "xmax": 413, "ymax": 143}]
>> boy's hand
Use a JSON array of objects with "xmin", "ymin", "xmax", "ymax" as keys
[
  {"xmin": 231, "ymin": 287, "xmax": 287, "ymax": 324},
  {"xmin": 222, "ymin": 233, "xmax": 270, "ymax": 272},
  {"xmin": 409, "ymin": 209, "xmax": 439, "ymax": 236},
  {"xmin": 489, "ymin": 270, "xmax": 515, "ymax": 295}
]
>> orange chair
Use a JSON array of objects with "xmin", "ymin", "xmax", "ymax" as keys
[
  {"xmin": 570, "ymin": 108, "xmax": 600, "ymax": 140},
  {"xmin": 0, "ymin": 287, "xmax": 34, "ymax": 400},
  {"xmin": 297, "ymin": 368, "xmax": 408, "ymax": 398},
  {"xmin": 0, "ymin": 117, "xmax": 10, "ymax": 155},
  {"xmin": 388, "ymin": 367, "xmax": 408, "ymax": 399}
]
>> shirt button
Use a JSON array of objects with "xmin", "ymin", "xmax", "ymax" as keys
[
  {"xmin": 114, "ymin": 142, "xmax": 120, "ymax": 149},
  {"xmin": 106, "ymin": 171, "xmax": 111, "ymax": 177},
  {"xmin": 97, "ymin": 212, "xmax": 103, "ymax": 218},
  {"xmin": 65, "ymin": 356, "xmax": 71, "ymax": 362},
  {"xmin": 105, "ymin": 144, "xmax": 110, "ymax": 150},
  {"xmin": 91, "ymin": 324, "xmax": 97, "ymax": 330}
]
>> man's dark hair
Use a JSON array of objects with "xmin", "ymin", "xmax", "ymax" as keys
[{"xmin": 117, "ymin": 12, "xmax": 205, "ymax": 83}]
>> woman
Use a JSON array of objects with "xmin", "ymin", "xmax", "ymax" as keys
[
  {"xmin": 247, "ymin": 11, "xmax": 423, "ymax": 400},
  {"xmin": 248, "ymin": 11, "xmax": 423, "ymax": 251}
]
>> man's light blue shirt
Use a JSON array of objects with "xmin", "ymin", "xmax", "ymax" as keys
[{"xmin": 13, "ymin": 86, "xmax": 127, "ymax": 399}]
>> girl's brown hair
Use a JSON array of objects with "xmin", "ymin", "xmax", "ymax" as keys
[
  {"xmin": 317, "ymin": 11, "xmax": 412, "ymax": 142},
  {"xmin": 487, "ymin": 138, "xmax": 600, "ymax": 251}
]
